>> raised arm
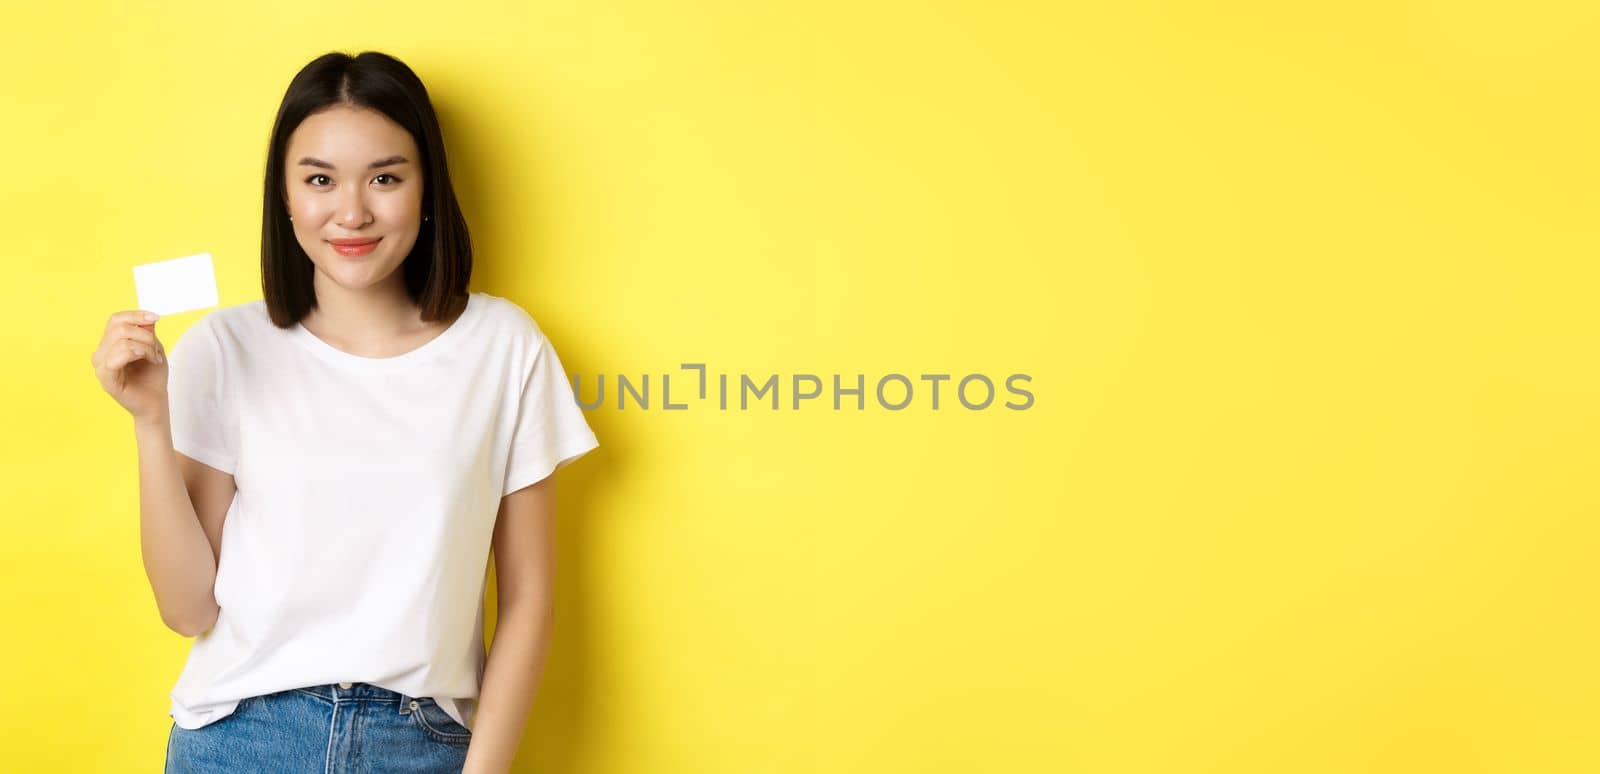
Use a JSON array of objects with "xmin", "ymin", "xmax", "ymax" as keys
[{"xmin": 94, "ymin": 310, "xmax": 234, "ymax": 637}]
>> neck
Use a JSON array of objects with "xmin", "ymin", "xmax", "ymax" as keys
[{"xmin": 303, "ymin": 270, "xmax": 427, "ymax": 346}]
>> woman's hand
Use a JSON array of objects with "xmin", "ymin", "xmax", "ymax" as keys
[{"xmin": 92, "ymin": 310, "xmax": 169, "ymax": 423}]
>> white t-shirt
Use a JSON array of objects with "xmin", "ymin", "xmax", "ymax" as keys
[{"xmin": 165, "ymin": 291, "xmax": 599, "ymax": 731}]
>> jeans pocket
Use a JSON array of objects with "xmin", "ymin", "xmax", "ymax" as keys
[{"xmin": 408, "ymin": 697, "xmax": 472, "ymax": 746}]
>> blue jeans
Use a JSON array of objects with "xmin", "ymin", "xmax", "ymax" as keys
[{"xmin": 165, "ymin": 682, "xmax": 472, "ymax": 773}]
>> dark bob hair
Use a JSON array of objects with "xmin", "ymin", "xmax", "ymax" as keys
[{"xmin": 260, "ymin": 50, "xmax": 472, "ymax": 328}]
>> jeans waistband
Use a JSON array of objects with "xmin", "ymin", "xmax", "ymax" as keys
[{"xmin": 299, "ymin": 681, "xmax": 413, "ymax": 705}]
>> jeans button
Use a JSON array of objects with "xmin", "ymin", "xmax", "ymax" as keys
[{"xmin": 338, "ymin": 682, "xmax": 353, "ymax": 689}]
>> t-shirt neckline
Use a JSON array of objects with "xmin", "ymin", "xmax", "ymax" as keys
[{"xmin": 290, "ymin": 293, "xmax": 480, "ymax": 371}]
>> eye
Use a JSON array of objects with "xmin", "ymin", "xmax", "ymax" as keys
[{"xmin": 303, "ymin": 173, "xmax": 402, "ymax": 186}]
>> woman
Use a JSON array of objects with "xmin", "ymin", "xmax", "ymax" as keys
[{"xmin": 90, "ymin": 50, "xmax": 599, "ymax": 773}]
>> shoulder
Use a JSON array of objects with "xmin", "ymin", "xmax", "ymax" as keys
[
  {"xmin": 471, "ymin": 292, "xmax": 550, "ymax": 346},
  {"xmin": 184, "ymin": 300, "xmax": 271, "ymax": 346}
]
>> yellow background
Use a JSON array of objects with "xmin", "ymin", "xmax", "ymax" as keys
[{"xmin": 2, "ymin": 1, "xmax": 1596, "ymax": 771}]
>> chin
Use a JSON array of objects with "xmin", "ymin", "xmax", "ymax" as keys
[{"xmin": 313, "ymin": 262, "xmax": 400, "ymax": 289}]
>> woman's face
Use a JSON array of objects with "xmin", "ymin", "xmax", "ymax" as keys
[{"xmin": 283, "ymin": 105, "xmax": 425, "ymax": 294}]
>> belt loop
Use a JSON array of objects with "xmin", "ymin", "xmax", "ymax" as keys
[{"xmin": 398, "ymin": 689, "xmax": 411, "ymax": 713}]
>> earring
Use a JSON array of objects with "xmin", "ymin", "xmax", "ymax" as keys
[{"xmin": 423, "ymin": 215, "xmax": 430, "ymax": 222}]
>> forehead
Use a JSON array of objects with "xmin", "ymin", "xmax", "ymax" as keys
[{"xmin": 286, "ymin": 106, "xmax": 418, "ymax": 160}]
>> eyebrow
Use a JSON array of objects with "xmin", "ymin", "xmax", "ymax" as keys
[{"xmin": 296, "ymin": 155, "xmax": 411, "ymax": 170}]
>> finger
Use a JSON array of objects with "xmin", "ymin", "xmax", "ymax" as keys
[
  {"xmin": 110, "ymin": 340, "xmax": 162, "ymax": 369},
  {"xmin": 116, "ymin": 317, "xmax": 163, "ymax": 334},
  {"xmin": 102, "ymin": 319, "xmax": 164, "ymax": 353},
  {"xmin": 134, "ymin": 341, "xmax": 165, "ymax": 365},
  {"xmin": 109, "ymin": 310, "xmax": 162, "ymax": 326},
  {"xmin": 113, "ymin": 318, "xmax": 163, "ymax": 340},
  {"xmin": 102, "ymin": 345, "xmax": 133, "ymax": 372},
  {"xmin": 116, "ymin": 327, "xmax": 163, "ymax": 352}
]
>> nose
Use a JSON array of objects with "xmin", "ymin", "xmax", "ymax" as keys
[{"xmin": 336, "ymin": 190, "xmax": 373, "ymax": 229}]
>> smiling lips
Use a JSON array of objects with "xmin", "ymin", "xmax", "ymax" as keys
[{"xmin": 330, "ymin": 237, "xmax": 381, "ymax": 257}]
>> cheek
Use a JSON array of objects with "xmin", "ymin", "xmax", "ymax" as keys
[
  {"xmin": 376, "ymin": 198, "xmax": 420, "ymax": 222},
  {"xmin": 286, "ymin": 198, "xmax": 316, "ymax": 221}
]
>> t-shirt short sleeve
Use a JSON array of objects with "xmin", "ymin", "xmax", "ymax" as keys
[
  {"xmin": 502, "ymin": 331, "xmax": 600, "ymax": 497},
  {"xmin": 167, "ymin": 316, "xmax": 239, "ymax": 475}
]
